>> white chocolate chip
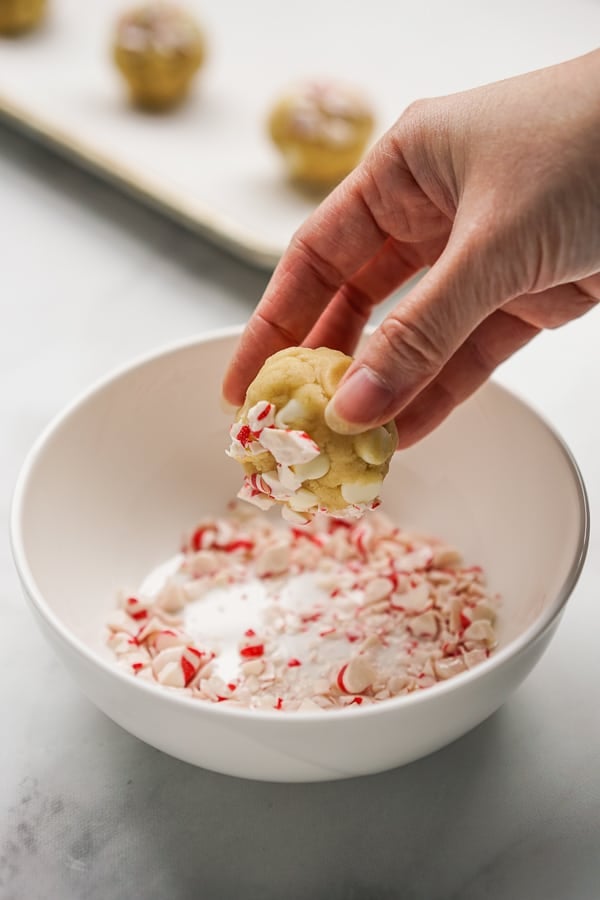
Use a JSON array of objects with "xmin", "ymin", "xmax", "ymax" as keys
[
  {"xmin": 288, "ymin": 489, "xmax": 319, "ymax": 512},
  {"xmin": 274, "ymin": 399, "xmax": 308, "ymax": 428},
  {"xmin": 281, "ymin": 506, "xmax": 311, "ymax": 525},
  {"xmin": 293, "ymin": 453, "xmax": 331, "ymax": 481},
  {"xmin": 353, "ymin": 427, "xmax": 395, "ymax": 465},
  {"xmin": 341, "ymin": 478, "xmax": 383, "ymax": 505}
]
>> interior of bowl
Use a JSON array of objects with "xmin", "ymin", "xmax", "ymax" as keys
[{"xmin": 15, "ymin": 331, "xmax": 587, "ymax": 668}]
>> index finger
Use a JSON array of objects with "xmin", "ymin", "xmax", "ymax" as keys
[{"xmin": 222, "ymin": 170, "xmax": 387, "ymax": 406}]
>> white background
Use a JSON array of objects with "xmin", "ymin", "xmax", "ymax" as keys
[{"xmin": 2, "ymin": 4, "xmax": 600, "ymax": 898}]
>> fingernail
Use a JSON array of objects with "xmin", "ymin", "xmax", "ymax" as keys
[{"xmin": 325, "ymin": 366, "xmax": 394, "ymax": 435}]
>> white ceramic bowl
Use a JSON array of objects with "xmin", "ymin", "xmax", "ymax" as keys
[{"xmin": 11, "ymin": 328, "xmax": 588, "ymax": 782}]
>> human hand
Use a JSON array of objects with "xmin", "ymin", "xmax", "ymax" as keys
[{"xmin": 223, "ymin": 50, "xmax": 600, "ymax": 447}]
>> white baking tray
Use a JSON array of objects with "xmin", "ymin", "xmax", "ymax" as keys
[{"xmin": 0, "ymin": 0, "xmax": 597, "ymax": 268}]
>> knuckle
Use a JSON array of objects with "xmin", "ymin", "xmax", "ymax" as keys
[
  {"xmin": 338, "ymin": 281, "xmax": 375, "ymax": 318},
  {"xmin": 288, "ymin": 230, "xmax": 344, "ymax": 294},
  {"xmin": 254, "ymin": 310, "xmax": 297, "ymax": 346},
  {"xmin": 401, "ymin": 97, "xmax": 430, "ymax": 122},
  {"xmin": 378, "ymin": 314, "xmax": 447, "ymax": 378},
  {"xmin": 395, "ymin": 97, "xmax": 434, "ymax": 137},
  {"xmin": 464, "ymin": 332, "xmax": 496, "ymax": 375}
]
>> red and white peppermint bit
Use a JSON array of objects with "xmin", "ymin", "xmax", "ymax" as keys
[
  {"xmin": 228, "ymin": 399, "xmax": 392, "ymax": 523},
  {"xmin": 237, "ymin": 477, "xmax": 276, "ymax": 511},
  {"xmin": 336, "ymin": 657, "xmax": 376, "ymax": 694},
  {"xmin": 106, "ymin": 609, "xmax": 137, "ymax": 635},
  {"xmin": 152, "ymin": 645, "xmax": 206, "ymax": 688},
  {"xmin": 107, "ymin": 631, "xmax": 138, "ymax": 655},
  {"xmin": 106, "ymin": 504, "xmax": 499, "ymax": 711},
  {"xmin": 259, "ymin": 428, "xmax": 320, "ymax": 466},
  {"xmin": 155, "ymin": 581, "xmax": 187, "ymax": 613},
  {"xmin": 247, "ymin": 401, "xmax": 276, "ymax": 432},
  {"xmin": 255, "ymin": 542, "xmax": 290, "ymax": 578},
  {"xmin": 151, "ymin": 629, "xmax": 192, "ymax": 653},
  {"xmin": 120, "ymin": 649, "xmax": 151, "ymax": 674},
  {"xmin": 134, "ymin": 616, "xmax": 167, "ymax": 644},
  {"xmin": 240, "ymin": 642, "xmax": 265, "ymax": 659},
  {"xmin": 122, "ymin": 595, "xmax": 151, "ymax": 621}
]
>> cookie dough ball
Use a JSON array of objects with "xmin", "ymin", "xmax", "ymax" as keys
[
  {"xmin": 0, "ymin": 0, "xmax": 46, "ymax": 34},
  {"xmin": 268, "ymin": 80, "xmax": 374, "ymax": 185},
  {"xmin": 113, "ymin": 2, "xmax": 205, "ymax": 110},
  {"xmin": 227, "ymin": 347, "xmax": 397, "ymax": 524},
  {"xmin": 269, "ymin": 83, "xmax": 374, "ymax": 186}
]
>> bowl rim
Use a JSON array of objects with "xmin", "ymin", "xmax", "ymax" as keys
[{"xmin": 9, "ymin": 325, "xmax": 590, "ymax": 723}]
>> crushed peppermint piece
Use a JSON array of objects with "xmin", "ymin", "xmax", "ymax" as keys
[
  {"xmin": 336, "ymin": 657, "xmax": 376, "ymax": 694},
  {"xmin": 240, "ymin": 643, "xmax": 265, "ymax": 658},
  {"xmin": 107, "ymin": 505, "xmax": 498, "ymax": 711},
  {"xmin": 259, "ymin": 427, "xmax": 320, "ymax": 466},
  {"xmin": 227, "ymin": 396, "xmax": 395, "ymax": 523},
  {"xmin": 247, "ymin": 401, "xmax": 276, "ymax": 431}
]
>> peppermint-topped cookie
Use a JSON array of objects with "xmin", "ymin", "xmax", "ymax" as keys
[{"xmin": 227, "ymin": 347, "xmax": 397, "ymax": 523}]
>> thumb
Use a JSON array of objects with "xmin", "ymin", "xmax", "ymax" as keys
[{"xmin": 325, "ymin": 230, "xmax": 504, "ymax": 434}]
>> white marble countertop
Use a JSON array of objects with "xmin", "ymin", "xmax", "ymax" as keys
[{"xmin": 2, "ymin": 118, "xmax": 600, "ymax": 900}]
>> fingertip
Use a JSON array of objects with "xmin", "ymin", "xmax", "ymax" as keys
[
  {"xmin": 220, "ymin": 369, "xmax": 245, "ymax": 411},
  {"xmin": 325, "ymin": 364, "xmax": 396, "ymax": 435},
  {"xmin": 324, "ymin": 399, "xmax": 366, "ymax": 435}
]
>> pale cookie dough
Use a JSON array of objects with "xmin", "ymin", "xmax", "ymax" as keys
[
  {"xmin": 113, "ymin": 2, "xmax": 206, "ymax": 110},
  {"xmin": 226, "ymin": 347, "xmax": 398, "ymax": 523},
  {"xmin": 268, "ymin": 80, "xmax": 374, "ymax": 185}
]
